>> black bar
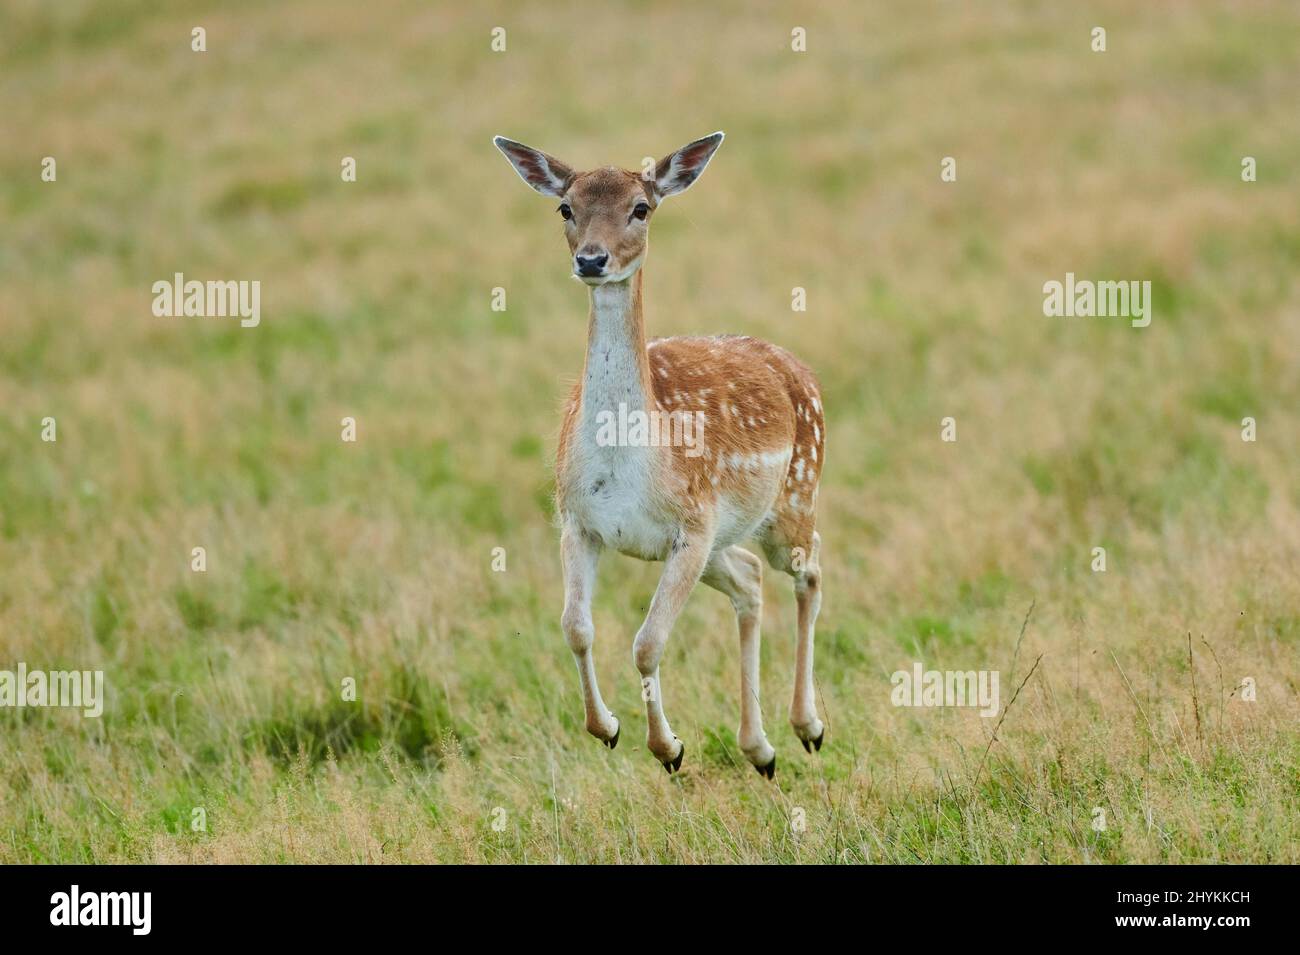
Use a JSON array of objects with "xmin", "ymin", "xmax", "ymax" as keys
[{"xmin": 0, "ymin": 864, "xmax": 1279, "ymax": 940}]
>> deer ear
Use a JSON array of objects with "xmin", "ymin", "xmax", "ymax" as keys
[
  {"xmin": 654, "ymin": 132, "xmax": 724, "ymax": 200},
  {"xmin": 493, "ymin": 136, "xmax": 575, "ymax": 198}
]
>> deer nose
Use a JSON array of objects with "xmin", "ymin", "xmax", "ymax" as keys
[{"xmin": 575, "ymin": 253, "xmax": 608, "ymax": 276}]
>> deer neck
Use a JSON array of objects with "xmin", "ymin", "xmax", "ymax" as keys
[{"xmin": 580, "ymin": 270, "xmax": 656, "ymax": 426}]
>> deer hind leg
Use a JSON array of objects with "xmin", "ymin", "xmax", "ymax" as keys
[
  {"xmin": 633, "ymin": 527, "xmax": 713, "ymax": 774},
  {"xmin": 560, "ymin": 523, "xmax": 620, "ymax": 748},
  {"xmin": 761, "ymin": 525, "xmax": 825, "ymax": 753},
  {"xmin": 702, "ymin": 545, "xmax": 777, "ymax": 779}
]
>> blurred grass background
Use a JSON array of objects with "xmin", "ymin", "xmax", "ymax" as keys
[{"xmin": 1, "ymin": 0, "xmax": 1298, "ymax": 862}]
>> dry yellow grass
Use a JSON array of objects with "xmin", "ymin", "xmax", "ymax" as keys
[{"xmin": 1, "ymin": 0, "xmax": 1297, "ymax": 862}]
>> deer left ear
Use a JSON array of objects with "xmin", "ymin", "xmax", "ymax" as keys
[
  {"xmin": 654, "ymin": 132, "xmax": 724, "ymax": 200},
  {"xmin": 493, "ymin": 136, "xmax": 575, "ymax": 198}
]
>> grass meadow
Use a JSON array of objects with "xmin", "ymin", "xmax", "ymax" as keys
[{"xmin": 1, "ymin": 0, "xmax": 1298, "ymax": 863}]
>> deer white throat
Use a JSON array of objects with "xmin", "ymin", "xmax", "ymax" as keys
[
  {"xmin": 571, "ymin": 272, "xmax": 673, "ymax": 559},
  {"xmin": 580, "ymin": 275, "xmax": 654, "ymax": 431}
]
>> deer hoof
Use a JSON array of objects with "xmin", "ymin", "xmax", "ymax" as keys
[
  {"xmin": 661, "ymin": 739, "xmax": 684, "ymax": 774},
  {"xmin": 812, "ymin": 729, "xmax": 824, "ymax": 752},
  {"xmin": 604, "ymin": 719, "xmax": 620, "ymax": 750},
  {"xmin": 755, "ymin": 756, "xmax": 776, "ymax": 780},
  {"xmin": 801, "ymin": 738, "xmax": 811, "ymax": 754}
]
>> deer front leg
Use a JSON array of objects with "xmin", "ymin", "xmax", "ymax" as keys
[
  {"xmin": 634, "ymin": 527, "xmax": 713, "ymax": 773},
  {"xmin": 561, "ymin": 523, "xmax": 620, "ymax": 748}
]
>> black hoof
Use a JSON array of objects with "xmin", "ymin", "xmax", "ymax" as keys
[
  {"xmin": 755, "ymin": 756, "xmax": 776, "ymax": 780},
  {"xmin": 812, "ymin": 729, "xmax": 824, "ymax": 752},
  {"xmin": 801, "ymin": 738, "xmax": 811, "ymax": 754},
  {"xmin": 604, "ymin": 720, "xmax": 620, "ymax": 750},
  {"xmin": 662, "ymin": 739, "xmax": 684, "ymax": 774}
]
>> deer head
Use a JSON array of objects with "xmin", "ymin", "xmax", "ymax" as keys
[{"xmin": 493, "ymin": 132, "xmax": 725, "ymax": 285}]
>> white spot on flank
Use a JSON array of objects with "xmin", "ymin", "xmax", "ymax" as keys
[
  {"xmin": 813, "ymin": 424, "xmax": 820, "ymax": 443},
  {"xmin": 789, "ymin": 493, "xmax": 800, "ymax": 508},
  {"xmin": 758, "ymin": 447, "xmax": 793, "ymax": 468},
  {"xmin": 794, "ymin": 458, "xmax": 805, "ymax": 481}
]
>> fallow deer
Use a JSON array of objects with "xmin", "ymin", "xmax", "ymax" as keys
[{"xmin": 494, "ymin": 132, "xmax": 825, "ymax": 778}]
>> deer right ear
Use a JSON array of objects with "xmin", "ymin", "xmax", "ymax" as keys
[
  {"xmin": 654, "ymin": 132, "xmax": 725, "ymax": 200},
  {"xmin": 493, "ymin": 136, "xmax": 575, "ymax": 198}
]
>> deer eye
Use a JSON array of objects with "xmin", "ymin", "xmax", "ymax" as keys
[
  {"xmin": 632, "ymin": 203, "xmax": 649, "ymax": 221},
  {"xmin": 558, "ymin": 203, "xmax": 572, "ymax": 220}
]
